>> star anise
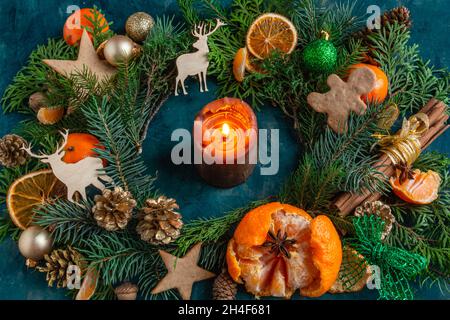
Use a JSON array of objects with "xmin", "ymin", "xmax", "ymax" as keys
[
  {"xmin": 395, "ymin": 163, "xmax": 415, "ymax": 184},
  {"xmin": 262, "ymin": 230, "xmax": 296, "ymax": 259}
]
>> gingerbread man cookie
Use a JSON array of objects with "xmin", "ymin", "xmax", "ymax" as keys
[{"xmin": 307, "ymin": 67, "xmax": 377, "ymax": 134}]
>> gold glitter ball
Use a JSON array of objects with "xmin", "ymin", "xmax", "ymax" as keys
[{"xmin": 125, "ymin": 12, "xmax": 155, "ymax": 43}]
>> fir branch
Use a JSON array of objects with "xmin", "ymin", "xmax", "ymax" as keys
[
  {"xmin": 293, "ymin": 0, "xmax": 361, "ymax": 48},
  {"xmin": 177, "ymin": 0, "xmax": 200, "ymax": 25},
  {"xmin": 138, "ymin": 17, "xmax": 191, "ymax": 148},
  {"xmin": 33, "ymin": 200, "xmax": 107, "ymax": 246},
  {"xmin": 1, "ymin": 39, "xmax": 76, "ymax": 113},
  {"xmin": 368, "ymin": 23, "xmax": 450, "ymax": 113},
  {"xmin": 83, "ymin": 6, "xmax": 115, "ymax": 48},
  {"xmin": 280, "ymin": 106, "xmax": 389, "ymax": 211},
  {"xmin": 0, "ymin": 217, "xmax": 20, "ymax": 243},
  {"xmin": 174, "ymin": 199, "xmax": 269, "ymax": 256},
  {"xmin": 82, "ymin": 96, "xmax": 156, "ymax": 205},
  {"xmin": 386, "ymin": 169, "xmax": 450, "ymax": 280},
  {"xmin": 79, "ymin": 232, "xmax": 157, "ymax": 287}
]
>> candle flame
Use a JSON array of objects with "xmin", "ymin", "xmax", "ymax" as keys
[{"xmin": 221, "ymin": 123, "xmax": 231, "ymax": 137}]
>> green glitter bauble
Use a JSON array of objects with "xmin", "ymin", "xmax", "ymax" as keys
[{"xmin": 301, "ymin": 39, "xmax": 337, "ymax": 73}]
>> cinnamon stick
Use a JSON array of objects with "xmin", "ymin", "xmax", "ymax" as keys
[{"xmin": 334, "ymin": 98, "xmax": 449, "ymax": 216}]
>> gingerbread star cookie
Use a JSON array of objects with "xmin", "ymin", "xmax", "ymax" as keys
[{"xmin": 307, "ymin": 67, "xmax": 377, "ymax": 134}]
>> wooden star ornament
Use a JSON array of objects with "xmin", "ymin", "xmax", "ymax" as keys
[
  {"xmin": 151, "ymin": 243, "xmax": 216, "ymax": 300},
  {"xmin": 44, "ymin": 29, "xmax": 116, "ymax": 83}
]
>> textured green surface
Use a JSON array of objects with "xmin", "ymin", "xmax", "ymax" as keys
[{"xmin": 0, "ymin": 0, "xmax": 448, "ymax": 300}]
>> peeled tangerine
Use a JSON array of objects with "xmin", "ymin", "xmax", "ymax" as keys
[
  {"xmin": 226, "ymin": 202, "xmax": 342, "ymax": 298},
  {"xmin": 390, "ymin": 169, "xmax": 441, "ymax": 205}
]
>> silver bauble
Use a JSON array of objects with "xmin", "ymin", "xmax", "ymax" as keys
[
  {"xmin": 18, "ymin": 225, "xmax": 53, "ymax": 261},
  {"xmin": 103, "ymin": 35, "xmax": 139, "ymax": 67},
  {"xmin": 126, "ymin": 12, "xmax": 154, "ymax": 43}
]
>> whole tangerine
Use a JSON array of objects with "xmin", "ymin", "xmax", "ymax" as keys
[
  {"xmin": 62, "ymin": 133, "xmax": 105, "ymax": 165},
  {"xmin": 63, "ymin": 8, "xmax": 109, "ymax": 46},
  {"xmin": 349, "ymin": 63, "xmax": 389, "ymax": 104}
]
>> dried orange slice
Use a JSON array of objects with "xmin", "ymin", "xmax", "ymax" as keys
[
  {"xmin": 226, "ymin": 202, "xmax": 342, "ymax": 298},
  {"xmin": 7, "ymin": 170, "xmax": 66, "ymax": 229},
  {"xmin": 37, "ymin": 107, "xmax": 65, "ymax": 125},
  {"xmin": 233, "ymin": 47, "xmax": 247, "ymax": 82},
  {"xmin": 390, "ymin": 169, "xmax": 441, "ymax": 204},
  {"xmin": 246, "ymin": 13, "xmax": 298, "ymax": 60}
]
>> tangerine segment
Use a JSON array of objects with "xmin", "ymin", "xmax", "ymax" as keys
[
  {"xmin": 7, "ymin": 170, "xmax": 66, "ymax": 229},
  {"xmin": 301, "ymin": 215, "xmax": 342, "ymax": 297},
  {"xmin": 246, "ymin": 13, "xmax": 298, "ymax": 60},
  {"xmin": 233, "ymin": 48, "xmax": 247, "ymax": 82},
  {"xmin": 390, "ymin": 169, "xmax": 441, "ymax": 205},
  {"xmin": 76, "ymin": 267, "xmax": 99, "ymax": 300}
]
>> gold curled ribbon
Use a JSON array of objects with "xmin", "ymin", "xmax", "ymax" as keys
[{"xmin": 373, "ymin": 113, "xmax": 430, "ymax": 166}]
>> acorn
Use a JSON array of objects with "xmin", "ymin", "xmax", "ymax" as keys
[
  {"xmin": 29, "ymin": 92, "xmax": 47, "ymax": 113},
  {"xmin": 37, "ymin": 106, "xmax": 65, "ymax": 125}
]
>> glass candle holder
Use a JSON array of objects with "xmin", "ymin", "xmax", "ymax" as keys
[{"xmin": 193, "ymin": 97, "xmax": 258, "ymax": 188}]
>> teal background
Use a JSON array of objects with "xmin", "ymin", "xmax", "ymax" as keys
[{"xmin": 0, "ymin": 0, "xmax": 448, "ymax": 300}]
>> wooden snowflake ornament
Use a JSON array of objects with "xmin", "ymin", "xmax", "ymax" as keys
[{"xmin": 307, "ymin": 67, "xmax": 377, "ymax": 134}]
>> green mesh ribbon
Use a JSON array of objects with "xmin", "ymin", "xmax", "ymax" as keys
[{"xmin": 347, "ymin": 215, "xmax": 428, "ymax": 300}]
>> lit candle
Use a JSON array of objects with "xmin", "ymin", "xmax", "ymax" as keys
[{"xmin": 194, "ymin": 97, "xmax": 258, "ymax": 188}]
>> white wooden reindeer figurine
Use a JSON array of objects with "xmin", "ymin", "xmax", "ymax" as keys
[
  {"xmin": 175, "ymin": 19, "xmax": 226, "ymax": 96},
  {"xmin": 22, "ymin": 130, "xmax": 111, "ymax": 203}
]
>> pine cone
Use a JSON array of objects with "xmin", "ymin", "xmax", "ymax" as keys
[
  {"xmin": 354, "ymin": 201, "xmax": 395, "ymax": 240},
  {"xmin": 381, "ymin": 6, "xmax": 412, "ymax": 30},
  {"xmin": 213, "ymin": 270, "xmax": 237, "ymax": 300},
  {"xmin": 0, "ymin": 134, "xmax": 29, "ymax": 168},
  {"xmin": 37, "ymin": 247, "xmax": 85, "ymax": 288},
  {"xmin": 357, "ymin": 6, "xmax": 411, "ymax": 40},
  {"xmin": 356, "ymin": 6, "xmax": 412, "ymax": 65},
  {"xmin": 92, "ymin": 187, "xmax": 137, "ymax": 231},
  {"xmin": 329, "ymin": 246, "xmax": 371, "ymax": 294},
  {"xmin": 136, "ymin": 196, "xmax": 183, "ymax": 245}
]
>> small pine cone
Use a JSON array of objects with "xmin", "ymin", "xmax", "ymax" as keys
[
  {"xmin": 381, "ymin": 6, "xmax": 412, "ymax": 30},
  {"xmin": 92, "ymin": 187, "xmax": 137, "ymax": 232},
  {"xmin": 356, "ymin": 6, "xmax": 412, "ymax": 40},
  {"xmin": 354, "ymin": 201, "xmax": 395, "ymax": 240},
  {"xmin": 213, "ymin": 270, "xmax": 237, "ymax": 300},
  {"xmin": 329, "ymin": 246, "xmax": 371, "ymax": 294},
  {"xmin": 356, "ymin": 6, "xmax": 411, "ymax": 65},
  {"xmin": 37, "ymin": 247, "xmax": 84, "ymax": 288},
  {"xmin": 136, "ymin": 196, "xmax": 183, "ymax": 245},
  {"xmin": 0, "ymin": 134, "xmax": 29, "ymax": 168}
]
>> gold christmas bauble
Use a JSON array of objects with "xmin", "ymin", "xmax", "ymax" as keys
[
  {"xmin": 18, "ymin": 226, "xmax": 53, "ymax": 261},
  {"xmin": 103, "ymin": 35, "xmax": 140, "ymax": 67},
  {"xmin": 125, "ymin": 12, "xmax": 154, "ymax": 43}
]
